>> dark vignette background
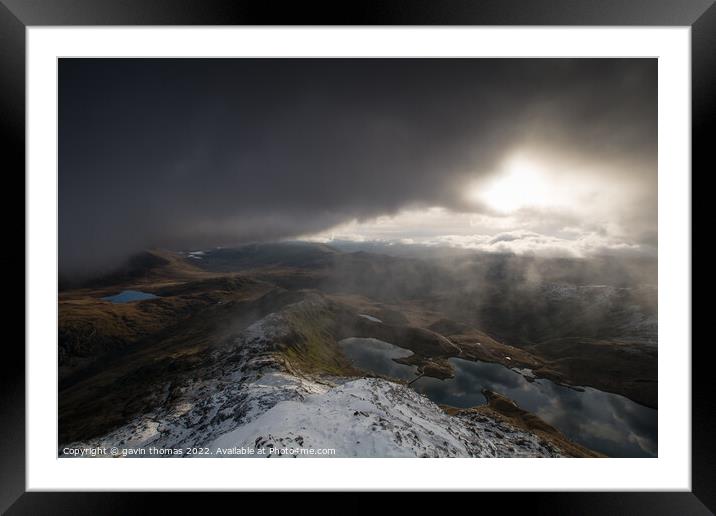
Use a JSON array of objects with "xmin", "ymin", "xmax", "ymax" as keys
[{"xmin": 3, "ymin": 0, "xmax": 711, "ymax": 513}]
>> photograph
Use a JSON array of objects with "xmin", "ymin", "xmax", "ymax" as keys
[
  {"xmin": 2, "ymin": 0, "xmax": 708, "ymax": 509},
  {"xmin": 57, "ymin": 57, "xmax": 658, "ymax": 459}
]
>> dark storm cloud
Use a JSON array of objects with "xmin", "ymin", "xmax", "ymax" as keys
[{"xmin": 59, "ymin": 58, "xmax": 656, "ymax": 275}]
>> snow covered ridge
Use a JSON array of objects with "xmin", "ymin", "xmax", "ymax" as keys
[
  {"xmin": 59, "ymin": 298, "xmax": 574, "ymax": 458},
  {"xmin": 210, "ymin": 378, "xmax": 566, "ymax": 458}
]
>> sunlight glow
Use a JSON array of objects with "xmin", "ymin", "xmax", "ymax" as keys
[{"xmin": 471, "ymin": 158, "xmax": 554, "ymax": 213}]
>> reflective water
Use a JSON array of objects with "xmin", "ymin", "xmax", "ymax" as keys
[
  {"xmin": 413, "ymin": 358, "xmax": 657, "ymax": 457},
  {"xmin": 101, "ymin": 290, "xmax": 159, "ymax": 303},
  {"xmin": 338, "ymin": 338, "xmax": 418, "ymax": 381},
  {"xmin": 339, "ymin": 338, "xmax": 657, "ymax": 457}
]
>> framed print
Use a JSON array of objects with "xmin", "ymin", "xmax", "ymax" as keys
[{"xmin": 2, "ymin": 0, "xmax": 711, "ymax": 512}]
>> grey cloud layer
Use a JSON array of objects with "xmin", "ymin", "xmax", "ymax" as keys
[{"xmin": 59, "ymin": 58, "xmax": 656, "ymax": 275}]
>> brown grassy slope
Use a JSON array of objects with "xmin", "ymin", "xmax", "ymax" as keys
[
  {"xmin": 59, "ymin": 271, "xmax": 274, "ymax": 382},
  {"xmin": 58, "ymin": 287, "xmax": 308, "ymax": 444},
  {"xmin": 275, "ymin": 298, "xmax": 361, "ymax": 377},
  {"xmin": 326, "ymin": 293, "xmax": 444, "ymax": 327},
  {"xmin": 80, "ymin": 248, "xmax": 214, "ymax": 288},
  {"xmin": 528, "ymin": 337, "xmax": 657, "ymax": 409},
  {"xmin": 59, "ymin": 296, "xmax": 208, "ymax": 364},
  {"xmin": 429, "ymin": 318, "xmax": 543, "ymax": 370}
]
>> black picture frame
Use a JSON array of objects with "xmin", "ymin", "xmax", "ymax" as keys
[{"xmin": 2, "ymin": 0, "xmax": 710, "ymax": 512}]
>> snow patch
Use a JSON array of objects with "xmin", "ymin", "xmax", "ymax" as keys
[{"xmin": 358, "ymin": 314, "xmax": 383, "ymax": 323}]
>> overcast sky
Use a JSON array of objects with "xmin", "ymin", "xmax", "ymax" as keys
[{"xmin": 59, "ymin": 58, "xmax": 656, "ymax": 275}]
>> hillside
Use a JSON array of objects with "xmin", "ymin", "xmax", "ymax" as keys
[
  {"xmin": 60, "ymin": 296, "xmax": 597, "ymax": 458},
  {"xmin": 58, "ymin": 244, "xmax": 657, "ymax": 457}
]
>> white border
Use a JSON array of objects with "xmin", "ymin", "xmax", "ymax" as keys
[{"xmin": 27, "ymin": 27, "xmax": 691, "ymax": 491}]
